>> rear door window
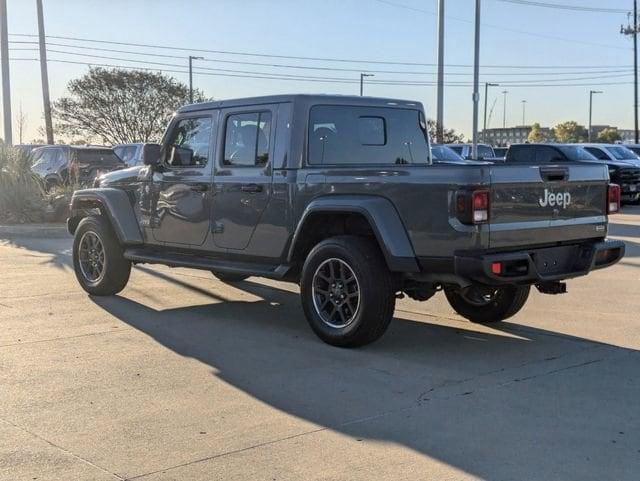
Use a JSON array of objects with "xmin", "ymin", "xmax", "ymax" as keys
[
  {"xmin": 223, "ymin": 112, "xmax": 272, "ymax": 166},
  {"xmin": 308, "ymin": 105, "xmax": 429, "ymax": 165}
]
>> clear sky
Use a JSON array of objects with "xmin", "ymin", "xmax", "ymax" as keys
[{"xmin": 2, "ymin": 0, "xmax": 637, "ymax": 142}]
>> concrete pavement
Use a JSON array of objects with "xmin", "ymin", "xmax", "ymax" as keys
[{"xmin": 1, "ymin": 207, "xmax": 639, "ymax": 480}]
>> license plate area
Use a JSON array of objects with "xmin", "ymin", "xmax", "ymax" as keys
[{"xmin": 531, "ymin": 245, "xmax": 580, "ymax": 275}]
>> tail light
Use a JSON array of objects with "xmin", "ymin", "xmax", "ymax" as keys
[
  {"xmin": 456, "ymin": 189, "xmax": 490, "ymax": 225},
  {"xmin": 607, "ymin": 184, "xmax": 621, "ymax": 214},
  {"xmin": 472, "ymin": 190, "xmax": 490, "ymax": 223}
]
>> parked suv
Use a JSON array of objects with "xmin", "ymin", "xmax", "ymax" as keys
[
  {"xmin": 505, "ymin": 144, "xmax": 640, "ymax": 204},
  {"xmin": 67, "ymin": 95, "xmax": 624, "ymax": 347},
  {"xmin": 31, "ymin": 145, "xmax": 124, "ymax": 190}
]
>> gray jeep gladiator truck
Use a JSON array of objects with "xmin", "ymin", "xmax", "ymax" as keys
[{"xmin": 68, "ymin": 95, "xmax": 625, "ymax": 347}]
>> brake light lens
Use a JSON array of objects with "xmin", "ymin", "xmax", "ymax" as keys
[
  {"xmin": 472, "ymin": 190, "xmax": 490, "ymax": 224},
  {"xmin": 607, "ymin": 184, "xmax": 621, "ymax": 214}
]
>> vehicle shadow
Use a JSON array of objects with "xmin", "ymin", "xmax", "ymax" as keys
[{"xmin": 91, "ymin": 277, "xmax": 640, "ymax": 480}]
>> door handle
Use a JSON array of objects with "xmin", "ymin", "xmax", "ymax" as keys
[
  {"xmin": 240, "ymin": 183, "xmax": 263, "ymax": 193},
  {"xmin": 191, "ymin": 184, "xmax": 209, "ymax": 192},
  {"xmin": 540, "ymin": 167, "xmax": 568, "ymax": 182}
]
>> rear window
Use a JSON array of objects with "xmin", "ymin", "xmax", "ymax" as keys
[
  {"xmin": 477, "ymin": 145, "xmax": 494, "ymax": 160},
  {"xmin": 431, "ymin": 145, "xmax": 464, "ymax": 162},
  {"xmin": 449, "ymin": 145, "xmax": 463, "ymax": 155},
  {"xmin": 308, "ymin": 105, "xmax": 429, "ymax": 165},
  {"xmin": 506, "ymin": 145, "xmax": 535, "ymax": 163}
]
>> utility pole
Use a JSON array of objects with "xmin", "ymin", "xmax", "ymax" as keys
[
  {"xmin": 501, "ymin": 90, "xmax": 509, "ymax": 129},
  {"xmin": 188, "ymin": 55, "xmax": 203, "ymax": 104},
  {"xmin": 589, "ymin": 90, "xmax": 603, "ymax": 142},
  {"xmin": 360, "ymin": 73, "xmax": 374, "ymax": 96},
  {"xmin": 436, "ymin": 0, "xmax": 445, "ymax": 143},
  {"xmin": 36, "ymin": 0, "xmax": 53, "ymax": 145},
  {"xmin": 483, "ymin": 82, "xmax": 498, "ymax": 142},
  {"xmin": 0, "ymin": 0, "xmax": 12, "ymax": 145},
  {"xmin": 521, "ymin": 100, "xmax": 527, "ymax": 126},
  {"xmin": 471, "ymin": 0, "xmax": 481, "ymax": 159},
  {"xmin": 621, "ymin": 2, "xmax": 639, "ymax": 143}
]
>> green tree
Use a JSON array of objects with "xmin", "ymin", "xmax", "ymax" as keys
[
  {"xmin": 53, "ymin": 68, "xmax": 207, "ymax": 144},
  {"xmin": 553, "ymin": 121, "xmax": 588, "ymax": 143},
  {"xmin": 596, "ymin": 127, "xmax": 621, "ymax": 144},
  {"xmin": 528, "ymin": 122, "xmax": 554, "ymax": 143},
  {"xmin": 427, "ymin": 119, "xmax": 465, "ymax": 144}
]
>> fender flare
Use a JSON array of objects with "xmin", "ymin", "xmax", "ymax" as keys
[
  {"xmin": 68, "ymin": 188, "xmax": 143, "ymax": 245},
  {"xmin": 289, "ymin": 195, "xmax": 419, "ymax": 273}
]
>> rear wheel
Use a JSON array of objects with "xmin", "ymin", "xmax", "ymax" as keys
[
  {"xmin": 73, "ymin": 216, "xmax": 131, "ymax": 296},
  {"xmin": 211, "ymin": 271, "xmax": 249, "ymax": 283},
  {"xmin": 444, "ymin": 284, "xmax": 530, "ymax": 324},
  {"xmin": 300, "ymin": 236, "xmax": 395, "ymax": 347}
]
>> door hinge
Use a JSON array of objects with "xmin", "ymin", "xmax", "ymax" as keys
[{"xmin": 213, "ymin": 221, "xmax": 224, "ymax": 234}]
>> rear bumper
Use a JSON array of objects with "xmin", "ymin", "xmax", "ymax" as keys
[{"xmin": 453, "ymin": 240, "xmax": 625, "ymax": 286}]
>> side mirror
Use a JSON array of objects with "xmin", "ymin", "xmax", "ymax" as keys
[{"xmin": 142, "ymin": 143, "xmax": 162, "ymax": 166}]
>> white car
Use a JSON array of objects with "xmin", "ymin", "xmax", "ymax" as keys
[{"xmin": 574, "ymin": 143, "xmax": 640, "ymax": 167}]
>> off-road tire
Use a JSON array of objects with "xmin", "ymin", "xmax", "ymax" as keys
[
  {"xmin": 73, "ymin": 215, "xmax": 131, "ymax": 296},
  {"xmin": 300, "ymin": 236, "xmax": 395, "ymax": 348},
  {"xmin": 444, "ymin": 285, "xmax": 530, "ymax": 324},
  {"xmin": 211, "ymin": 272, "xmax": 249, "ymax": 283}
]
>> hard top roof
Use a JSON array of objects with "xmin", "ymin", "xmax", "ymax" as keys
[{"xmin": 178, "ymin": 94, "xmax": 423, "ymax": 113}]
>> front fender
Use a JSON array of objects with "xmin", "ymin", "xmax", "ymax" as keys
[
  {"xmin": 68, "ymin": 188, "xmax": 143, "ymax": 245},
  {"xmin": 289, "ymin": 195, "xmax": 419, "ymax": 273}
]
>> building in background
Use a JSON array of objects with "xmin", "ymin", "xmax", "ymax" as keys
[{"xmin": 481, "ymin": 126, "xmax": 551, "ymax": 147}]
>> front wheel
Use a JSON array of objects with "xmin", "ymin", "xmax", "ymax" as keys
[
  {"xmin": 300, "ymin": 236, "xmax": 395, "ymax": 348},
  {"xmin": 444, "ymin": 285, "xmax": 530, "ymax": 324},
  {"xmin": 73, "ymin": 216, "xmax": 131, "ymax": 296}
]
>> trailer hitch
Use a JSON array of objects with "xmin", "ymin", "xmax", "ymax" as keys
[{"xmin": 535, "ymin": 282, "xmax": 567, "ymax": 295}]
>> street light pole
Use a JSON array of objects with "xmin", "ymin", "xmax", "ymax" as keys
[
  {"xmin": 521, "ymin": 100, "xmax": 527, "ymax": 126},
  {"xmin": 0, "ymin": 0, "xmax": 12, "ymax": 145},
  {"xmin": 436, "ymin": 0, "xmax": 445, "ymax": 143},
  {"xmin": 188, "ymin": 56, "xmax": 203, "ymax": 104},
  {"xmin": 471, "ymin": 0, "xmax": 481, "ymax": 160},
  {"xmin": 36, "ymin": 0, "xmax": 53, "ymax": 145},
  {"xmin": 360, "ymin": 73, "xmax": 374, "ymax": 96},
  {"xmin": 621, "ymin": 1, "xmax": 639, "ymax": 143},
  {"xmin": 502, "ymin": 90, "xmax": 508, "ymax": 129},
  {"xmin": 483, "ymin": 82, "xmax": 498, "ymax": 142},
  {"xmin": 589, "ymin": 90, "xmax": 603, "ymax": 142}
]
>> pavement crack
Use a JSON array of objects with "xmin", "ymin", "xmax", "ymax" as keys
[
  {"xmin": 0, "ymin": 417, "xmax": 123, "ymax": 480},
  {"xmin": 0, "ymin": 328, "xmax": 130, "ymax": 348}
]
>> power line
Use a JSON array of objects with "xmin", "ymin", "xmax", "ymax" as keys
[
  {"xmin": 8, "ymin": 57, "xmax": 636, "ymax": 88},
  {"xmin": 10, "ymin": 43, "xmax": 633, "ymax": 78},
  {"xmin": 8, "ymin": 32, "xmax": 631, "ymax": 68},
  {"xmin": 496, "ymin": 0, "xmax": 628, "ymax": 14},
  {"xmin": 9, "ymin": 47, "xmax": 635, "ymax": 85},
  {"xmin": 371, "ymin": 0, "xmax": 629, "ymax": 50}
]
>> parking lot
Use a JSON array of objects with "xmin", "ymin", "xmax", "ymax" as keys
[{"xmin": 0, "ymin": 207, "xmax": 639, "ymax": 481}]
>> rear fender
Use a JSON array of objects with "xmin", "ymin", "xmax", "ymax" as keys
[{"xmin": 289, "ymin": 195, "xmax": 419, "ymax": 272}]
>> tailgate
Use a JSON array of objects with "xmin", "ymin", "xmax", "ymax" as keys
[{"xmin": 489, "ymin": 164, "xmax": 608, "ymax": 249}]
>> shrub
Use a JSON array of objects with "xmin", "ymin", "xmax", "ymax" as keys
[{"xmin": 0, "ymin": 145, "xmax": 47, "ymax": 224}]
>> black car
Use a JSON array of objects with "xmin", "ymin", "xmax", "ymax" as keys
[
  {"xmin": 31, "ymin": 145, "xmax": 125, "ymax": 190},
  {"xmin": 505, "ymin": 143, "xmax": 640, "ymax": 204}
]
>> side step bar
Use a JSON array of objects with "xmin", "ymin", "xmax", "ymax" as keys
[{"xmin": 123, "ymin": 248, "xmax": 291, "ymax": 280}]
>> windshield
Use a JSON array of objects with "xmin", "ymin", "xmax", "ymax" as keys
[
  {"xmin": 431, "ymin": 145, "xmax": 464, "ymax": 162},
  {"xmin": 557, "ymin": 146, "xmax": 598, "ymax": 161},
  {"xmin": 607, "ymin": 146, "xmax": 638, "ymax": 160}
]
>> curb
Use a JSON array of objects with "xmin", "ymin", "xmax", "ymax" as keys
[{"xmin": 0, "ymin": 223, "xmax": 70, "ymax": 239}]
